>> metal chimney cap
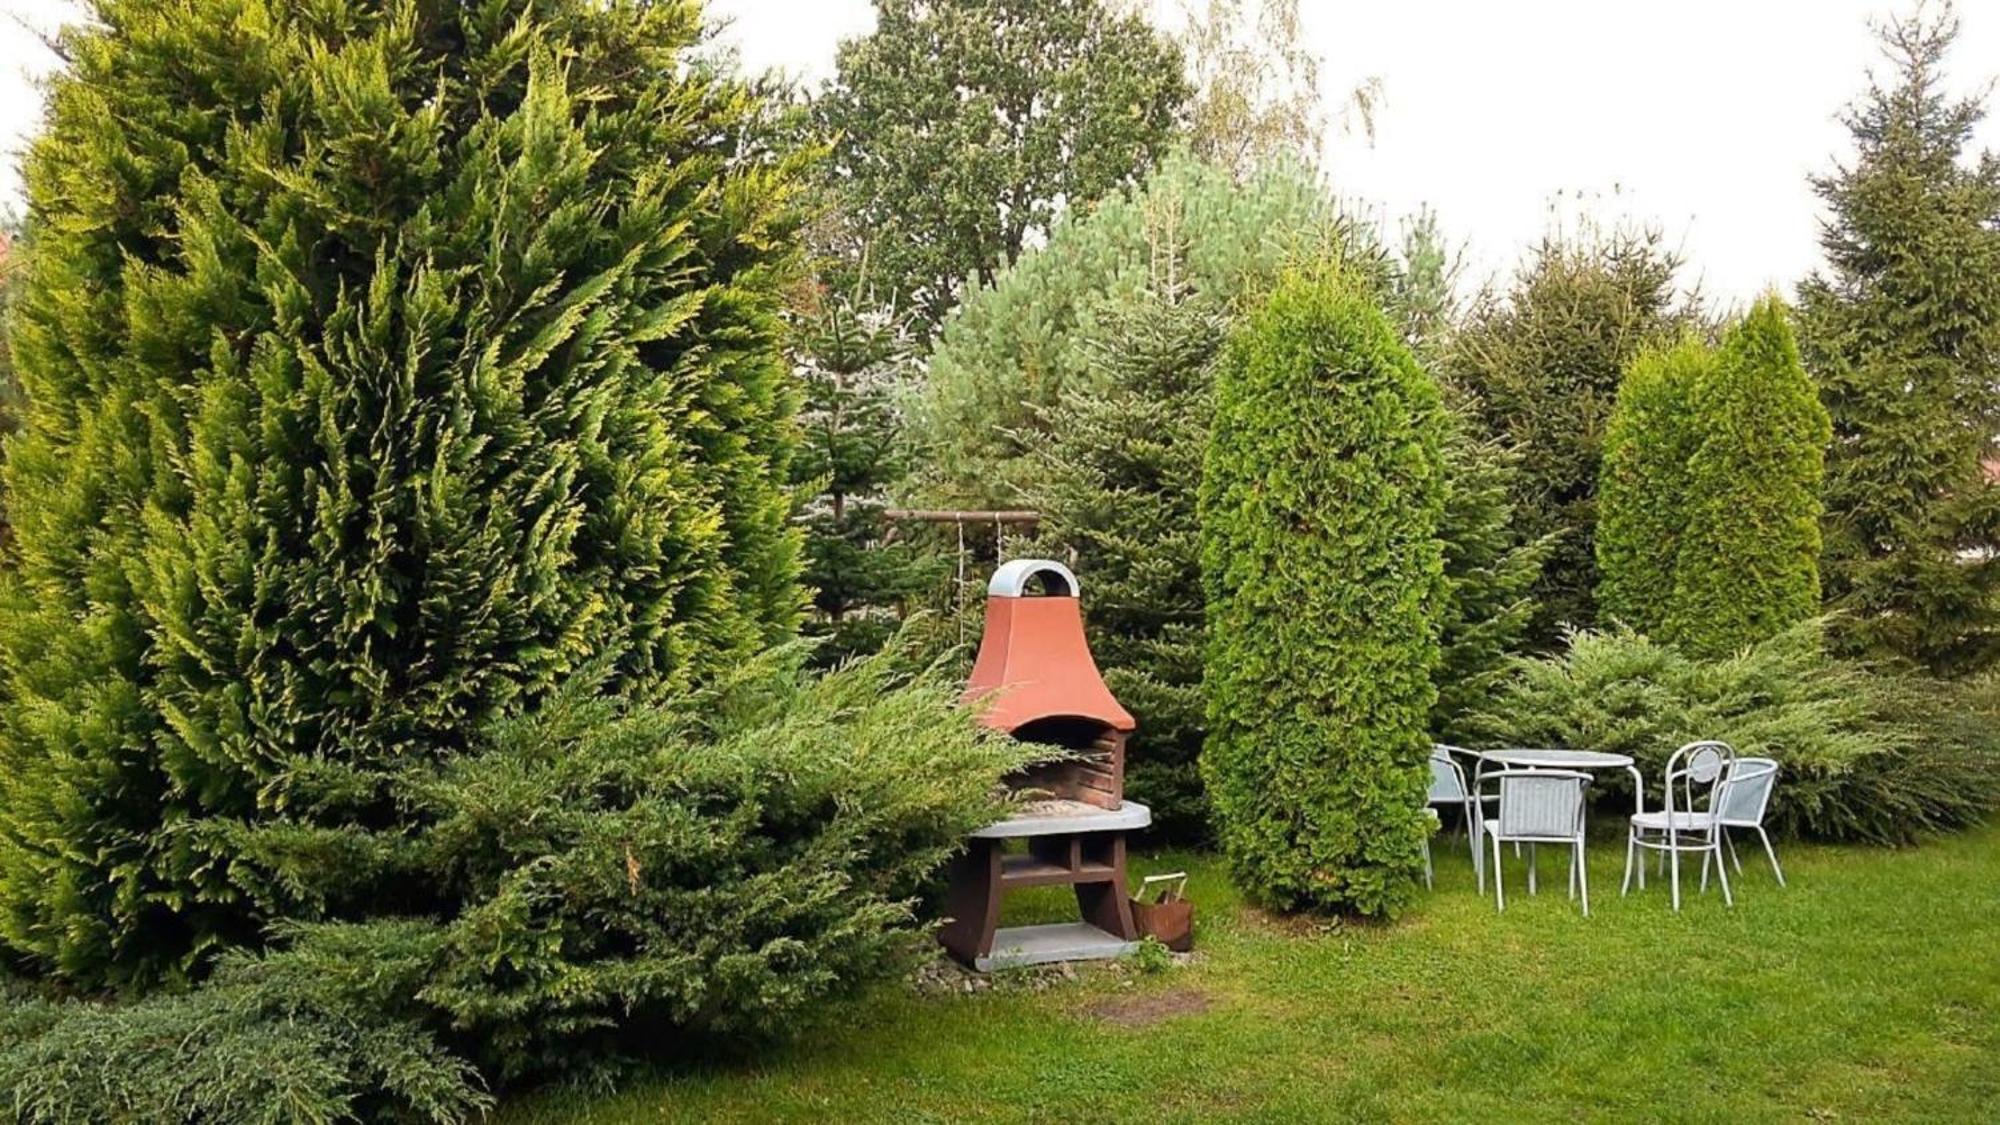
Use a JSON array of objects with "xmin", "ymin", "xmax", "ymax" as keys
[{"xmin": 987, "ymin": 558, "xmax": 1078, "ymax": 598}]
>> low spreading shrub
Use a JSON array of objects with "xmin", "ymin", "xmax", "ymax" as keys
[
  {"xmin": 0, "ymin": 638, "xmax": 1036, "ymax": 1118},
  {"xmin": 1464, "ymin": 618, "xmax": 1999, "ymax": 842}
]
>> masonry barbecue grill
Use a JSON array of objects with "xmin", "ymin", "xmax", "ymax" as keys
[{"xmin": 940, "ymin": 560, "xmax": 1152, "ymax": 970}]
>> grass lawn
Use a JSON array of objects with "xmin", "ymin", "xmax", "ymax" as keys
[{"xmin": 503, "ymin": 822, "xmax": 2000, "ymax": 1123}]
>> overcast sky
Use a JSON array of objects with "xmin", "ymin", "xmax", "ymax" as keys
[{"xmin": 6, "ymin": 0, "xmax": 1999, "ymax": 307}]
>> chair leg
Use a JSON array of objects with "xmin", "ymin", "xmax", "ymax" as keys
[
  {"xmin": 1528, "ymin": 843, "xmax": 1538, "ymax": 896},
  {"xmin": 1492, "ymin": 833, "xmax": 1505, "ymax": 912},
  {"xmin": 1701, "ymin": 847, "xmax": 1711, "ymax": 893},
  {"xmin": 1668, "ymin": 834, "xmax": 1682, "ymax": 912},
  {"xmin": 1622, "ymin": 831, "xmax": 1636, "ymax": 896},
  {"xmin": 1757, "ymin": 826, "xmax": 1786, "ymax": 887},
  {"xmin": 1423, "ymin": 836, "xmax": 1434, "ymax": 890},
  {"xmin": 1714, "ymin": 837, "xmax": 1734, "ymax": 907},
  {"xmin": 1568, "ymin": 848, "xmax": 1577, "ymax": 900},
  {"xmin": 1577, "ymin": 837, "xmax": 1590, "ymax": 917},
  {"xmin": 1725, "ymin": 827, "xmax": 1742, "ymax": 874}
]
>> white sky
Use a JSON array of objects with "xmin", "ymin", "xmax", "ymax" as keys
[{"xmin": 7, "ymin": 0, "xmax": 2000, "ymax": 307}]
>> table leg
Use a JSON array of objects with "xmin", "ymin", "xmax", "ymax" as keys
[
  {"xmin": 939, "ymin": 838, "xmax": 1002, "ymax": 965},
  {"xmin": 1076, "ymin": 833, "xmax": 1137, "ymax": 939},
  {"xmin": 1627, "ymin": 765, "xmax": 1646, "ymax": 890}
]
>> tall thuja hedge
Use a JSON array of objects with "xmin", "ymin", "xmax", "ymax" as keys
[
  {"xmin": 1665, "ymin": 298, "xmax": 1829, "ymax": 657},
  {"xmin": 1597, "ymin": 336, "xmax": 1714, "ymax": 636},
  {"xmin": 1199, "ymin": 270, "xmax": 1445, "ymax": 915},
  {"xmin": 0, "ymin": 0, "xmax": 803, "ymax": 988}
]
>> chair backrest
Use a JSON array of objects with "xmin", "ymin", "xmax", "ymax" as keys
[
  {"xmin": 1664, "ymin": 740, "xmax": 1736, "ymax": 819},
  {"xmin": 1428, "ymin": 745, "xmax": 1468, "ymax": 802},
  {"xmin": 1491, "ymin": 769, "xmax": 1588, "ymax": 838},
  {"xmin": 1717, "ymin": 757, "xmax": 1779, "ymax": 825}
]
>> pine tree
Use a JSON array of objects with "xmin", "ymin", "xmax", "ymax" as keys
[
  {"xmin": 791, "ymin": 291, "xmax": 935, "ymax": 666},
  {"xmin": 1597, "ymin": 335, "xmax": 1714, "ymax": 636},
  {"xmin": 0, "ymin": 0, "xmax": 803, "ymax": 988},
  {"xmin": 1016, "ymin": 278, "xmax": 1222, "ymax": 839},
  {"xmin": 1799, "ymin": 1, "xmax": 2000, "ymax": 674},
  {"xmin": 1199, "ymin": 269, "xmax": 1445, "ymax": 915},
  {"xmin": 1665, "ymin": 297, "xmax": 1830, "ymax": 658},
  {"xmin": 1449, "ymin": 227, "xmax": 1696, "ymax": 642}
]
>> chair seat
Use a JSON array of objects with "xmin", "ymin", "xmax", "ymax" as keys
[{"xmin": 1630, "ymin": 810, "xmax": 1718, "ymax": 831}]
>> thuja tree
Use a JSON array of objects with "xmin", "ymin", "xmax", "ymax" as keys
[
  {"xmin": 791, "ymin": 292, "xmax": 936, "ymax": 666},
  {"xmin": 1800, "ymin": 2, "xmax": 2000, "ymax": 675},
  {"xmin": 0, "ymin": 0, "xmax": 804, "ymax": 988},
  {"xmin": 1015, "ymin": 281, "xmax": 1223, "ymax": 838},
  {"xmin": 1665, "ymin": 298, "xmax": 1830, "ymax": 658},
  {"xmin": 1199, "ymin": 269, "xmax": 1445, "ymax": 915},
  {"xmin": 1449, "ymin": 227, "xmax": 1695, "ymax": 642},
  {"xmin": 1597, "ymin": 335, "xmax": 1714, "ymax": 636}
]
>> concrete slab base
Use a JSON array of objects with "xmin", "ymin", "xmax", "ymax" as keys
[{"xmin": 974, "ymin": 922, "xmax": 1139, "ymax": 972}]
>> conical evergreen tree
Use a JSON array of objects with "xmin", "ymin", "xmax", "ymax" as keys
[
  {"xmin": 1199, "ymin": 268, "xmax": 1445, "ymax": 916},
  {"xmin": 1800, "ymin": 2, "xmax": 2000, "ymax": 674},
  {"xmin": 1597, "ymin": 335, "xmax": 1713, "ymax": 637},
  {"xmin": 791, "ymin": 290, "xmax": 935, "ymax": 666},
  {"xmin": 0, "ymin": 0, "xmax": 803, "ymax": 988},
  {"xmin": 1016, "ymin": 276, "xmax": 1222, "ymax": 839},
  {"xmin": 1665, "ymin": 298, "xmax": 1830, "ymax": 658}
]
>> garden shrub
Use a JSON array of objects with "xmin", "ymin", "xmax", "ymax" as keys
[
  {"xmin": 1198, "ymin": 269, "xmax": 1446, "ymax": 915},
  {"xmin": 0, "ymin": 0, "xmax": 803, "ymax": 989},
  {"xmin": 1464, "ymin": 619, "xmax": 2000, "ymax": 843},
  {"xmin": 0, "ymin": 639, "xmax": 1035, "ymax": 1110},
  {"xmin": 0, "ymin": 922, "xmax": 487, "ymax": 1125},
  {"xmin": 1596, "ymin": 335, "xmax": 1713, "ymax": 636},
  {"xmin": 1663, "ymin": 297, "xmax": 1829, "ymax": 657}
]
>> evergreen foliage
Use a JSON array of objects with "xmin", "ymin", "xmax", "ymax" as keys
[
  {"xmin": 1015, "ymin": 282, "xmax": 1223, "ymax": 839},
  {"xmin": 1448, "ymin": 228, "xmax": 1696, "ymax": 642},
  {"xmin": 1433, "ymin": 396, "xmax": 1553, "ymax": 743},
  {"xmin": 1597, "ymin": 336, "xmax": 1714, "ymax": 636},
  {"xmin": 1198, "ymin": 270, "xmax": 1445, "ymax": 915},
  {"xmin": 0, "ymin": 0, "xmax": 803, "ymax": 989},
  {"xmin": 791, "ymin": 291, "xmax": 936, "ymax": 666},
  {"xmin": 1798, "ymin": 2, "xmax": 2000, "ymax": 675},
  {"xmin": 1665, "ymin": 298, "xmax": 1830, "ymax": 658},
  {"xmin": 917, "ymin": 154, "xmax": 1371, "ymax": 506},
  {"xmin": 0, "ymin": 641, "xmax": 1035, "ymax": 1109},
  {"xmin": 815, "ymin": 0, "xmax": 1189, "ymax": 333},
  {"xmin": 1466, "ymin": 620, "xmax": 2000, "ymax": 844}
]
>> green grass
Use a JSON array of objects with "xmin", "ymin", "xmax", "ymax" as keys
[{"xmin": 503, "ymin": 823, "xmax": 2000, "ymax": 1123}]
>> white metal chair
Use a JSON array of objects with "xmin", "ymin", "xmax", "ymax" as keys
[
  {"xmin": 1708, "ymin": 757, "xmax": 1784, "ymax": 887},
  {"xmin": 1428, "ymin": 745, "xmax": 1478, "ymax": 878},
  {"xmin": 1478, "ymin": 768, "xmax": 1591, "ymax": 915},
  {"xmin": 1623, "ymin": 740, "xmax": 1736, "ymax": 910}
]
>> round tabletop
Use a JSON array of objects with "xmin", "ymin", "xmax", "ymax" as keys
[{"xmin": 1479, "ymin": 748, "xmax": 1635, "ymax": 770}]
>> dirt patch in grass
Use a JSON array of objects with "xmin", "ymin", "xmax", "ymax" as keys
[{"xmin": 1085, "ymin": 988, "xmax": 1212, "ymax": 1028}]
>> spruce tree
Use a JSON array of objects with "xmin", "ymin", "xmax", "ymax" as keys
[
  {"xmin": 1199, "ymin": 269, "xmax": 1445, "ymax": 916},
  {"xmin": 1016, "ymin": 280, "xmax": 1222, "ymax": 839},
  {"xmin": 791, "ymin": 291, "xmax": 934, "ymax": 666},
  {"xmin": 1799, "ymin": 1, "xmax": 2000, "ymax": 674},
  {"xmin": 1597, "ymin": 335, "xmax": 1714, "ymax": 637},
  {"xmin": 0, "ymin": 0, "xmax": 803, "ymax": 988},
  {"xmin": 1664, "ymin": 298, "xmax": 1830, "ymax": 658},
  {"xmin": 1449, "ymin": 228, "xmax": 1695, "ymax": 642}
]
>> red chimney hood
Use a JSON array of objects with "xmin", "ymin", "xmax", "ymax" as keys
[{"xmin": 962, "ymin": 559, "xmax": 1136, "ymax": 735}]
